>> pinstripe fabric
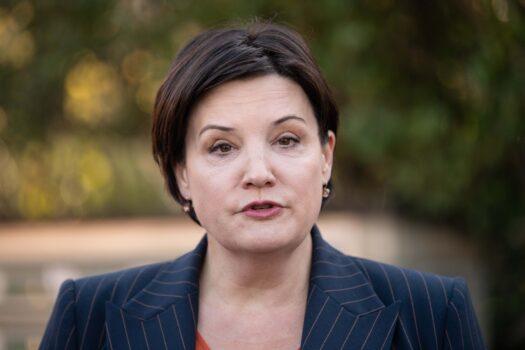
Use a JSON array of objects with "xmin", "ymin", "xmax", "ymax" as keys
[{"xmin": 39, "ymin": 224, "xmax": 486, "ymax": 349}]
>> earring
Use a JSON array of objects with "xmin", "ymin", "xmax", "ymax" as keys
[
  {"xmin": 182, "ymin": 200, "xmax": 192, "ymax": 213},
  {"xmin": 322, "ymin": 184, "xmax": 331, "ymax": 198}
]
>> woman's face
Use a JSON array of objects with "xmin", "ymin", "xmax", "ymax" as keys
[{"xmin": 176, "ymin": 74, "xmax": 335, "ymax": 254}]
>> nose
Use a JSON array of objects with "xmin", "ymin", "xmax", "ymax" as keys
[{"xmin": 241, "ymin": 147, "xmax": 276, "ymax": 190}]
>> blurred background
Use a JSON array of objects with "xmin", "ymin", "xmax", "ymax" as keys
[{"xmin": 0, "ymin": 0, "xmax": 523, "ymax": 349}]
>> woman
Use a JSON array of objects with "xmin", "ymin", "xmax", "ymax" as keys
[{"xmin": 40, "ymin": 22, "xmax": 486, "ymax": 349}]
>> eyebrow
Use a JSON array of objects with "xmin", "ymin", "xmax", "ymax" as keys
[{"xmin": 198, "ymin": 115, "xmax": 306, "ymax": 137}]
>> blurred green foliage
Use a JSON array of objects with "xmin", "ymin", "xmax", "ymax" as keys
[{"xmin": 0, "ymin": 0, "xmax": 524, "ymax": 347}]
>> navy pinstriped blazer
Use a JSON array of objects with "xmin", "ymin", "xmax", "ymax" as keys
[{"xmin": 40, "ymin": 224, "xmax": 486, "ymax": 349}]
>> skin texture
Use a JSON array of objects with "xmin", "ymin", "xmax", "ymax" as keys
[{"xmin": 175, "ymin": 74, "xmax": 335, "ymax": 349}]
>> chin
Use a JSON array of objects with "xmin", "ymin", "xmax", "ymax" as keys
[
  {"xmin": 204, "ymin": 211, "xmax": 315, "ymax": 255},
  {"xmin": 230, "ymin": 223, "xmax": 308, "ymax": 255}
]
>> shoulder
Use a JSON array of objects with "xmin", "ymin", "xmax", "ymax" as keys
[
  {"xmin": 350, "ymin": 255, "xmax": 486, "ymax": 349},
  {"xmin": 70, "ymin": 259, "xmax": 170, "ymax": 308},
  {"xmin": 39, "ymin": 260, "xmax": 171, "ymax": 349},
  {"xmin": 351, "ymin": 255, "xmax": 455, "ymax": 307}
]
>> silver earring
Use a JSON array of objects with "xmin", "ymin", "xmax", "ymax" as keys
[
  {"xmin": 322, "ymin": 184, "xmax": 331, "ymax": 198},
  {"xmin": 182, "ymin": 200, "xmax": 192, "ymax": 213}
]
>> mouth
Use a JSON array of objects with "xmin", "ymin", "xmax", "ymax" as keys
[
  {"xmin": 242, "ymin": 200, "xmax": 283, "ymax": 212},
  {"xmin": 241, "ymin": 200, "xmax": 284, "ymax": 219}
]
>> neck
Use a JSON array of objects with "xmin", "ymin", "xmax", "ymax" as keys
[{"xmin": 199, "ymin": 232, "xmax": 312, "ymax": 309}]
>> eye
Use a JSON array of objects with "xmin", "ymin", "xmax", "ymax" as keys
[
  {"xmin": 209, "ymin": 142, "xmax": 233, "ymax": 155},
  {"xmin": 277, "ymin": 135, "xmax": 300, "ymax": 147}
]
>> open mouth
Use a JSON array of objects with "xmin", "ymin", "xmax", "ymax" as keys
[
  {"xmin": 250, "ymin": 204, "xmax": 274, "ymax": 210},
  {"xmin": 242, "ymin": 202, "xmax": 283, "ymax": 219}
]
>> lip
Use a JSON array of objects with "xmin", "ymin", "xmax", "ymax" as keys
[
  {"xmin": 241, "ymin": 200, "xmax": 284, "ymax": 219},
  {"xmin": 241, "ymin": 200, "xmax": 283, "ymax": 212}
]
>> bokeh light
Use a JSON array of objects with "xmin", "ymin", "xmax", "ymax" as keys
[
  {"xmin": 121, "ymin": 49, "xmax": 165, "ymax": 113},
  {"xmin": 64, "ymin": 54, "xmax": 124, "ymax": 126},
  {"xmin": 121, "ymin": 49, "xmax": 153, "ymax": 84},
  {"xmin": 0, "ymin": 3, "xmax": 35, "ymax": 69}
]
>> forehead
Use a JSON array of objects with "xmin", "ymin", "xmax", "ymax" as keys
[{"xmin": 188, "ymin": 74, "xmax": 316, "ymax": 132}]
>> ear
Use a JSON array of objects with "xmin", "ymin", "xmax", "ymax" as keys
[
  {"xmin": 174, "ymin": 162, "xmax": 191, "ymax": 200},
  {"xmin": 321, "ymin": 131, "xmax": 336, "ymax": 184}
]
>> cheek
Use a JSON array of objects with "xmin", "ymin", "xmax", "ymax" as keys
[
  {"xmin": 277, "ymin": 153, "xmax": 324, "ymax": 197},
  {"xmin": 186, "ymin": 161, "xmax": 235, "ymax": 216},
  {"xmin": 279, "ymin": 155, "xmax": 324, "ymax": 227}
]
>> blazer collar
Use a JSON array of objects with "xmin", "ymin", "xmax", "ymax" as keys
[
  {"xmin": 301, "ymin": 225, "xmax": 401, "ymax": 349},
  {"xmin": 105, "ymin": 224, "xmax": 400, "ymax": 349}
]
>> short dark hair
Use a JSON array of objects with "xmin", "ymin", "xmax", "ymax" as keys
[{"xmin": 152, "ymin": 21, "xmax": 339, "ymax": 224}]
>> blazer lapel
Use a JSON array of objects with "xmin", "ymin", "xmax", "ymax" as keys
[
  {"xmin": 105, "ymin": 236, "xmax": 207, "ymax": 350},
  {"xmin": 105, "ymin": 224, "xmax": 401, "ymax": 350},
  {"xmin": 301, "ymin": 225, "xmax": 401, "ymax": 349}
]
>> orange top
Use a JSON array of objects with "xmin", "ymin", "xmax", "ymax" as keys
[
  {"xmin": 196, "ymin": 330, "xmax": 211, "ymax": 350},
  {"xmin": 196, "ymin": 331, "xmax": 300, "ymax": 350}
]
